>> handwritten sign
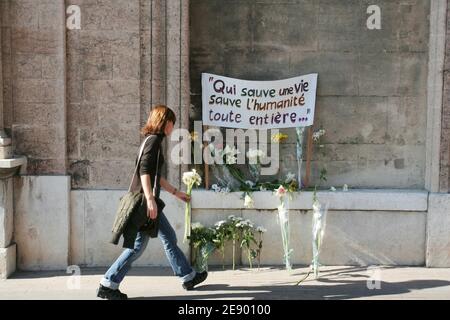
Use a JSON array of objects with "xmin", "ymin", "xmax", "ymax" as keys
[{"xmin": 202, "ymin": 73, "xmax": 318, "ymax": 129}]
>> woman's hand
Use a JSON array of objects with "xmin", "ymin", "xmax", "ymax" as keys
[
  {"xmin": 146, "ymin": 198, "xmax": 158, "ymax": 219},
  {"xmin": 175, "ymin": 191, "xmax": 191, "ymax": 203}
]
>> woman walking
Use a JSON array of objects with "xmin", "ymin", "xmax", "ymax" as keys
[{"xmin": 97, "ymin": 105, "xmax": 207, "ymax": 300}]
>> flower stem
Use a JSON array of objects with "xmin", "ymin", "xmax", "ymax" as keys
[{"xmin": 232, "ymin": 238, "xmax": 236, "ymax": 270}]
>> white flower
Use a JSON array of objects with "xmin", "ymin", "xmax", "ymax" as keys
[
  {"xmin": 212, "ymin": 184, "xmax": 220, "ymax": 192},
  {"xmin": 236, "ymin": 219, "xmax": 254, "ymax": 229},
  {"xmin": 330, "ymin": 186, "xmax": 336, "ymax": 192},
  {"xmin": 343, "ymin": 184, "xmax": 349, "ymax": 192},
  {"xmin": 244, "ymin": 219, "xmax": 254, "ymax": 228},
  {"xmin": 222, "ymin": 145, "xmax": 240, "ymax": 164},
  {"xmin": 245, "ymin": 180, "xmax": 255, "ymax": 187},
  {"xmin": 223, "ymin": 145, "xmax": 239, "ymax": 156},
  {"xmin": 274, "ymin": 185, "xmax": 287, "ymax": 198},
  {"xmin": 191, "ymin": 222, "xmax": 204, "ymax": 230},
  {"xmin": 246, "ymin": 149, "xmax": 265, "ymax": 161},
  {"xmin": 182, "ymin": 169, "xmax": 202, "ymax": 187},
  {"xmin": 214, "ymin": 220, "xmax": 227, "ymax": 228},
  {"xmin": 313, "ymin": 129, "xmax": 326, "ymax": 142},
  {"xmin": 277, "ymin": 206, "xmax": 289, "ymax": 224},
  {"xmin": 218, "ymin": 187, "xmax": 230, "ymax": 193},
  {"xmin": 228, "ymin": 215, "xmax": 236, "ymax": 220},
  {"xmin": 285, "ymin": 172, "xmax": 296, "ymax": 183},
  {"xmin": 312, "ymin": 199, "xmax": 322, "ymax": 212},
  {"xmin": 256, "ymin": 226, "xmax": 267, "ymax": 233},
  {"xmin": 244, "ymin": 194, "xmax": 254, "ymax": 208}
]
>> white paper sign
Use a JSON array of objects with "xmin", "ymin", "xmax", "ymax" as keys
[{"xmin": 202, "ymin": 73, "xmax": 318, "ymax": 129}]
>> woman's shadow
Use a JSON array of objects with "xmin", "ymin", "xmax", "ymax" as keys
[{"xmin": 130, "ymin": 266, "xmax": 450, "ymax": 300}]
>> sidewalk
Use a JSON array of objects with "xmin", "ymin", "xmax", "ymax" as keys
[{"xmin": 1, "ymin": 266, "xmax": 450, "ymax": 300}]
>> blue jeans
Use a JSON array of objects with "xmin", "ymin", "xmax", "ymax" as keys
[{"xmin": 100, "ymin": 211, "xmax": 195, "ymax": 290}]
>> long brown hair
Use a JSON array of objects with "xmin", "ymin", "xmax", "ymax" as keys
[{"xmin": 141, "ymin": 105, "xmax": 176, "ymax": 136}]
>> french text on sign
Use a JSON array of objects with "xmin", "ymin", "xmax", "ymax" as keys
[{"xmin": 202, "ymin": 73, "xmax": 318, "ymax": 130}]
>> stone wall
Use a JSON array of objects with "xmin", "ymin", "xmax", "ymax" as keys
[
  {"xmin": 1, "ymin": 0, "xmax": 189, "ymax": 189},
  {"xmin": 1, "ymin": 0, "xmax": 67, "ymax": 174},
  {"xmin": 440, "ymin": 0, "xmax": 450, "ymax": 192},
  {"xmin": 190, "ymin": 0, "xmax": 430, "ymax": 189}
]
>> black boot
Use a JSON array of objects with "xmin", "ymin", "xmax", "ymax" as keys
[
  {"xmin": 182, "ymin": 271, "xmax": 208, "ymax": 291},
  {"xmin": 97, "ymin": 284, "xmax": 128, "ymax": 300}
]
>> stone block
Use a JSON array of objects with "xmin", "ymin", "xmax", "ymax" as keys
[
  {"xmin": 80, "ymin": 0, "xmax": 139, "ymax": 31},
  {"xmin": 0, "ymin": 179, "xmax": 13, "ymax": 248},
  {"xmin": 242, "ymin": 209, "xmax": 425, "ymax": 266},
  {"xmin": 290, "ymin": 51, "xmax": 359, "ymax": 96},
  {"xmin": 83, "ymin": 80, "xmax": 140, "ymax": 104},
  {"xmin": 223, "ymin": 47, "xmax": 291, "ymax": 81},
  {"xmin": 12, "ymin": 53, "xmax": 43, "ymax": 79},
  {"xmin": 97, "ymin": 103, "xmax": 140, "ymax": 127},
  {"xmin": 358, "ymin": 52, "xmax": 401, "ymax": 96},
  {"xmin": 426, "ymin": 194, "xmax": 450, "ymax": 267},
  {"xmin": 254, "ymin": 1, "xmax": 317, "ymax": 52},
  {"xmin": 0, "ymin": 137, "xmax": 11, "ymax": 146},
  {"xmin": 88, "ymin": 160, "xmax": 135, "ymax": 189},
  {"xmin": 0, "ymin": 146, "xmax": 13, "ymax": 159},
  {"xmin": 70, "ymin": 190, "xmax": 188, "ymax": 267},
  {"xmin": 13, "ymin": 79, "xmax": 58, "ymax": 103},
  {"xmin": 37, "ymin": 0, "xmax": 65, "ymax": 30},
  {"xmin": 320, "ymin": 210, "xmax": 426, "ymax": 266},
  {"xmin": 0, "ymin": 244, "xmax": 16, "ymax": 279},
  {"xmin": 315, "ymin": 96, "xmax": 389, "ymax": 144},
  {"xmin": 13, "ymin": 176, "xmax": 70, "ymax": 270},
  {"xmin": 12, "ymin": 125, "xmax": 65, "ymax": 159},
  {"xmin": 11, "ymin": 28, "xmax": 60, "ymax": 54},
  {"xmin": 241, "ymin": 209, "xmax": 311, "ymax": 266},
  {"xmin": 67, "ymin": 103, "xmax": 99, "ymax": 129},
  {"xmin": 67, "ymin": 31, "xmax": 117, "ymax": 56},
  {"xmin": 68, "ymin": 53, "xmax": 113, "ymax": 81},
  {"xmin": 1, "ymin": 1, "xmax": 11, "ymax": 27},
  {"xmin": 22, "ymin": 158, "xmax": 66, "ymax": 175},
  {"xmin": 191, "ymin": 190, "xmax": 428, "ymax": 212},
  {"xmin": 113, "ymin": 53, "xmax": 140, "ymax": 80},
  {"xmin": 41, "ymin": 54, "xmax": 64, "ymax": 79},
  {"xmin": 386, "ymin": 96, "xmax": 427, "ymax": 146},
  {"xmin": 9, "ymin": 0, "xmax": 39, "ymax": 29},
  {"xmin": 399, "ymin": 52, "xmax": 428, "ymax": 96},
  {"xmin": 318, "ymin": 0, "xmax": 365, "ymax": 52},
  {"xmin": 308, "ymin": 158, "xmax": 425, "ymax": 189},
  {"xmin": 79, "ymin": 125, "xmax": 139, "ymax": 161},
  {"xmin": 13, "ymin": 103, "xmax": 63, "ymax": 126},
  {"xmin": 68, "ymin": 160, "xmax": 90, "ymax": 189}
]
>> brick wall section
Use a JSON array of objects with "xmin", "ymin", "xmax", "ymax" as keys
[
  {"xmin": 190, "ymin": 0, "xmax": 430, "ymax": 189},
  {"xmin": 3, "ymin": 0, "xmax": 67, "ymax": 174},
  {"xmin": 441, "ymin": 0, "xmax": 450, "ymax": 192}
]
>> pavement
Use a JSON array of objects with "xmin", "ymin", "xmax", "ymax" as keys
[{"xmin": 1, "ymin": 266, "xmax": 450, "ymax": 300}]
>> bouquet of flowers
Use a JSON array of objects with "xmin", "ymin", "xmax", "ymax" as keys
[
  {"xmin": 182, "ymin": 169, "xmax": 202, "ymax": 243},
  {"xmin": 246, "ymin": 149, "xmax": 265, "ymax": 183},
  {"xmin": 274, "ymin": 185, "xmax": 293, "ymax": 271},
  {"xmin": 312, "ymin": 196, "xmax": 327, "ymax": 278},
  {"xmin": 209, "ymin": 144, "xmax": 246, "ymax": 190},
  {"xmin": 188, "ymin": 222, "xmax": 216, "ymax": 272},
  {"xmin": 255, "ymin": 226, "xmax": 267, "ymax": 270}
]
